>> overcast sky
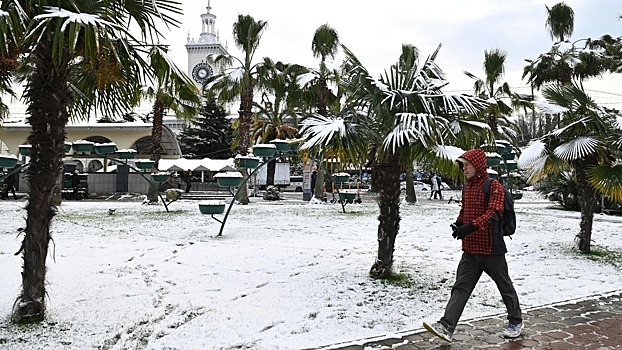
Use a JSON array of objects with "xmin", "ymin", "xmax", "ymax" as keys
[{"xmin": 165, "ymin": 0, "xmax": 622, "ymax": 108}]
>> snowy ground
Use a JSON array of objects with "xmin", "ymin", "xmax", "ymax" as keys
[{"xmin": 1, "ymin": 190, "xmax": 621, "ymax": 350}]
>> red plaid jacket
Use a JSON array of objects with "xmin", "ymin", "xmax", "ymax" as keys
[{"xmin": 457, "ymin": 149, "xmax": 507, "ymax": 255}]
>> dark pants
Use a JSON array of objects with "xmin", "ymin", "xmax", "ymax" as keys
[
  {"xmin": 2, "ymin": 184, "xmax": 16, "ymax": 199},
  {"xmin": 185, "ymin": 181, "xmax": 191, "ymax": 193},
  {"xmin": 441, "ymin": 253, "xmax": 522, "ymax": 332}
]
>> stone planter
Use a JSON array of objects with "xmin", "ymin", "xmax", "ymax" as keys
[
  {"xmin": 500, "ymin": 161, "xmax": 518, "ymax": 171},
  {"xmin": 199, "ymin": 201, "xmax": 226, "ymax": 215},
  {"xmin": 18, "ymin": 144, "xmax": 31, "ymax": 156},
  {"xmin": 252, "ymin": 144, "xmax": 277, "ymax": 158},
  {"xmin": 0, "ymin": 155, "xmax": 18, "ymax": 168},
  {"xmin": 502, "ymin": 152, "xmax": 515, "ymax": 161},
  {"xmin": 94, "ymin": 143, "xmax": 117, "ymax": 154},
  {"xmin": 214, "ymin": 171, "xmax": 243, "ymax": 187}
]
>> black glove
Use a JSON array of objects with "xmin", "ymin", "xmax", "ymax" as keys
[
  {"xmin": 452, "ymin": 223, "xmax": 475, "ymax": 240},
  {"xmin": 450, "ymin": 221, "xmax": 463, "ymax": 231}
]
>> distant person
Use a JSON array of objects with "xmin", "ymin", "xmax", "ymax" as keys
[
  {"xmin": 183, "ymin": 169, "xmax": 193, "ymax": 193},
  {"xmin": 71, "ymin": 170, "xmax": 81, "ymax": 199},
  {"xmin": 1, "ymin": 170, "xmax": 18, "ymax": 200},
  {"xmin": 436, "ymin": 174, "xmax": 444, "ymax": 200},
  {"xmin": 311, "ymin": 170, "xmax": 317, "ymax": 192},
  {"xmin": 428, "ymin": 174, "xmax": 438, "ymax": 199},
  {"xmin": 423, "ymin": 148, "xmax": 522, "ymax": 342}
]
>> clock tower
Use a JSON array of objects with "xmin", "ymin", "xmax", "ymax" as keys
[{"xmin": 186, "ymin": 1, "xmax": 229, "ymax": 85}]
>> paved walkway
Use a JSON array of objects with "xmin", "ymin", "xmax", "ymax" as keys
[{"xmin": 316, "ymin": 290, "xmax": 622, "ymax": 350}]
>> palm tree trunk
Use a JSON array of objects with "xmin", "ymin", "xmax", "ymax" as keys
[
  {"xmin": 317, "ymin": 77, "xmax": 328, "ymax": 117},
  {"xmin": 236, "ymin": 85, "xmax": 253, "ymax": 205},
  {"xmin": 148, "ymin": 100, "xmax": 165, "ymax": 203},
  {"xmin": 404, "ymin": 166, "xmax": 417, "ymax": 203},
  {"xmin": 14, "ymin": 46, "xmax": 71, "ymax": 323},
  {"xmin": 370, "ymin": 155, "xmax": 402, "ymax": 279},
  {"xmin": 314, "ymin": 166, "xmax": 325, "ymax": 200},
  {"xmin": 575, "ymin": 164, "xmax": 597, "ymax": 253}
]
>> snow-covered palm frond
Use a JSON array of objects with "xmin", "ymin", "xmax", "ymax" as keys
[
  {"xmin": 518, "ymin": 140, "xmax": 546, "ymax": 169},
  {"xmin": 616, "ymin": 116, "xmax": 622, "ymax": 130},
  {"xmin": 34, "ymin": 7, "xmax": 112, "ymax": 30},
  {"xmin": 299, "ymin": 115, "xmax": 351, "ymax": 150},
  {"xmin": 383, "ymin": 113, "xmax": 433, "ymax": 152},
  {"xmin": 549, "ymin": 116, "xmax": 590, "ymax": 137},
  {"xmin": 433, "ymin": 145, "xmax": 465, "ymax": 161},
  {"xmin": 296, "ymin": 71, "xmax": 318, "ymax": 88},
  {"xmin": 553, "ymin": 136, "xmax": 600, "ymax": 161},
  {"xmin": 229, "ymin": 67, "xmax": 245, "ymax": 83}
]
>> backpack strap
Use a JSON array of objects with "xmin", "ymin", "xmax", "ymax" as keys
[{"xmin": 483, "ymin": 178, "xmax": 493, "ymax": 203}]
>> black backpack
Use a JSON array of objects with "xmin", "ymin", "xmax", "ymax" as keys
[{"xmin": 483, "ymin": 178, "xmax": 516, "ymax": 237}]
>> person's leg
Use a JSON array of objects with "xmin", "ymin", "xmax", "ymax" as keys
[
  {"xmin": 10, "ymin": 185, "xmax": 16, "ymax": 200},
  {"xmin": 440, "ymin": 253, "xmax": 483, "ymax": 332},
  {"xmin": 482, "ymin": 254, "xmax": 522, "ymax": 324}
]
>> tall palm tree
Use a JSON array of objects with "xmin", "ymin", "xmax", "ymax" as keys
[
  {"xmin": 205, "ymin": 14, "xmax": 268, "ymax": 205},
  {"xmin": 300, "ymin": 23, "xmax": 341, "ymax": 198},
  {"xmin": 0, "ymin": 0, "xmax": 183, "ymax": 323},
  {"xmin": 300, "ymin": 44, "xmax": 488, "ymax": 278},
  {"xmin": 252, "ymin": 59, "xmax": 303, "ymax": 185},
  {"xmin": 464, "ymin": 48, "xmax": 521, "ymax": 139},
  {"xmin": 545, "ymin": 2, "xmax": 575, "ymax": 43},
  {"xmin": 518, "ymin": 84, "xmax": 622, "ymax": 253},
  {"xmin": 137, "ymin": 47, "xmax": 200, "ymax": 170}
]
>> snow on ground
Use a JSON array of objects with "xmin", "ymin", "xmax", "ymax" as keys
[{"xmin": 0, "ymin": 190, "xmax": 621, "ymax": 349}]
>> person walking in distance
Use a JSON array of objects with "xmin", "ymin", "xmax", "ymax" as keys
[
  {"xmin": 183, "ymin": 169, "xmax": 193, "ymax": 193},
  {"xmin": 436, "ymin": 174, "xmax": 444, "ymax": 200},
  {"xmin": 423, "ymin": 148, "xmax": 523, "ymax": 342},
  {"xmin": 428, "ymin": 173, "xmax": 438, "ymax": 200}
]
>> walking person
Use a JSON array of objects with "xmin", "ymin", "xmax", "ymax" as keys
[
  {"xmin": 423, "ymin": 148, "xmax": 523, "ymax": 342},
  {"xmin": 71, "ymin": 170, "xmax": 81, "ymax": 199},
  {"xmin": 2, "ymin": 170, "xmax": 18, "ymax": 200},
  {"xmin": 436, "ymin": 174, "xmax": 444, "ymax": 200},
  {"xmin": 428, "ymin": 174, "xmax": 438, "ymax": 199},
  {"xmin": 183, "ymin": 169, "xmax": 193, "ymax": 193}
]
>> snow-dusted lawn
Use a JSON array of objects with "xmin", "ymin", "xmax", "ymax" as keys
[{"xmin": 1, "ymin": 190, "xmax": 621, "ymax": 349}]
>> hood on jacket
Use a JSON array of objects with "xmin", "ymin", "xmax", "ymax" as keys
[{"xmin": 456, "ymin": 148, "xmax": 488, "ymax": 178}]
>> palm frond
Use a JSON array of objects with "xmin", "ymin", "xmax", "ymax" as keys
[
  {"xmin": 587, "ymin": 164, "xmax": 622, "ymax": 203},
  {"xmin": 553, "ymin": 136, "xmax": 600, "ymax": 161}
]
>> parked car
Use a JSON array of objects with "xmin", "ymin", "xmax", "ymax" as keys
[{"xmin": 400, "ymin": 180, "xmax": 429, "ymax": 191}]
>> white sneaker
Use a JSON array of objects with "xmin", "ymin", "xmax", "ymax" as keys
[{"xmin": 502, "ymin": 322, "xmax": 524, "ymax": 338}]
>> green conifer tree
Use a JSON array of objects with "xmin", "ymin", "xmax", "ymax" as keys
[{"xmin": 179, "ymin": 101, "xmax": 233, "ymax": 159}]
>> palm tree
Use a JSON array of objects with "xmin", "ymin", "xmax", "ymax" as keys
[
  {"xmin": 545, "ymin": 2, "xmax": 575, "ymax": 43},
  {"xmin": 301, "ymin": 23, "xmax": 341, "ymax": 199},
  {"xmin": 133, "ymin": 47, "xmax": 200, "ymax": 202},
  {"xmin": 464, "ymin": 49, "xmax": 523, "ymax": 139},
  {"xmin": 0, "ymin": 0, "xmax": 183, "ymax": 323},
  {"xmin": 205, "ymin": 14, "xmax": 268, "ymax": 205},
  {"xmin": 142, "ymin": 47, "xmax": 200, "ymax": 171},
  {"xmin": 518, "ymin": 84, "xmax": 622, "ymax": 253},
  {"xmin": 252, "ymin": 59, "xmax": 303, "ymax": 185},
  {"xmin": 300, "ymin": 44, "xmax": 488, "ymax": 278}
]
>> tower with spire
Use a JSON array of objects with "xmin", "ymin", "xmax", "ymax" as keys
[{"xmin": 186, "ymin": 1, "xmax": 229, "ymax": 86}]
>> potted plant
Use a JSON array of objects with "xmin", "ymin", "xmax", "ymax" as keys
[
  {"xmin": 338, "ymin": 189, "xmax": 357, "ymax": 201},
  {"xmin": 269, "ymin": 139, "xmax": 290, "ymax": 152},
  {"xmin": 332, "ymin": 172, "xmax": 350, "ymax": 184},
  {"xmin": 0, "ymin": 155, "xmax": 18, "ymax": 168},
  {"xmin": 252, "ymin": 144, "xmax": 277, "ymax": 158},
  {"xmin": 214, "ymin": 171, "xmax": 243, "ymax": 187},
  {"xmin": 72, "ymin": 140, "xmax": 95, "ymax": 153},
  {"xmin": 18, "ymin": 144, "xmax": 31, "ymax": 156},
  {"xmin": 94, "ymin": 142, "xmax": 117, "ymax": 154},
  {"xmin": 151, "ymin": 172, "xmax": 170, "ymax": 182},
  {"xmin": 134, "ymin": 160, "xmax": 155, "ymax": 170},
  {"xmin": 116, "ymin": 149, "xmax": 137, "ymax": 159},
  {"xmin": 198, "ymin": 200, "xmax": 226, "ymax": 215},
  {"xmin": 235, "ymin": 155, "xmax": 260, "ymax": 169}
]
